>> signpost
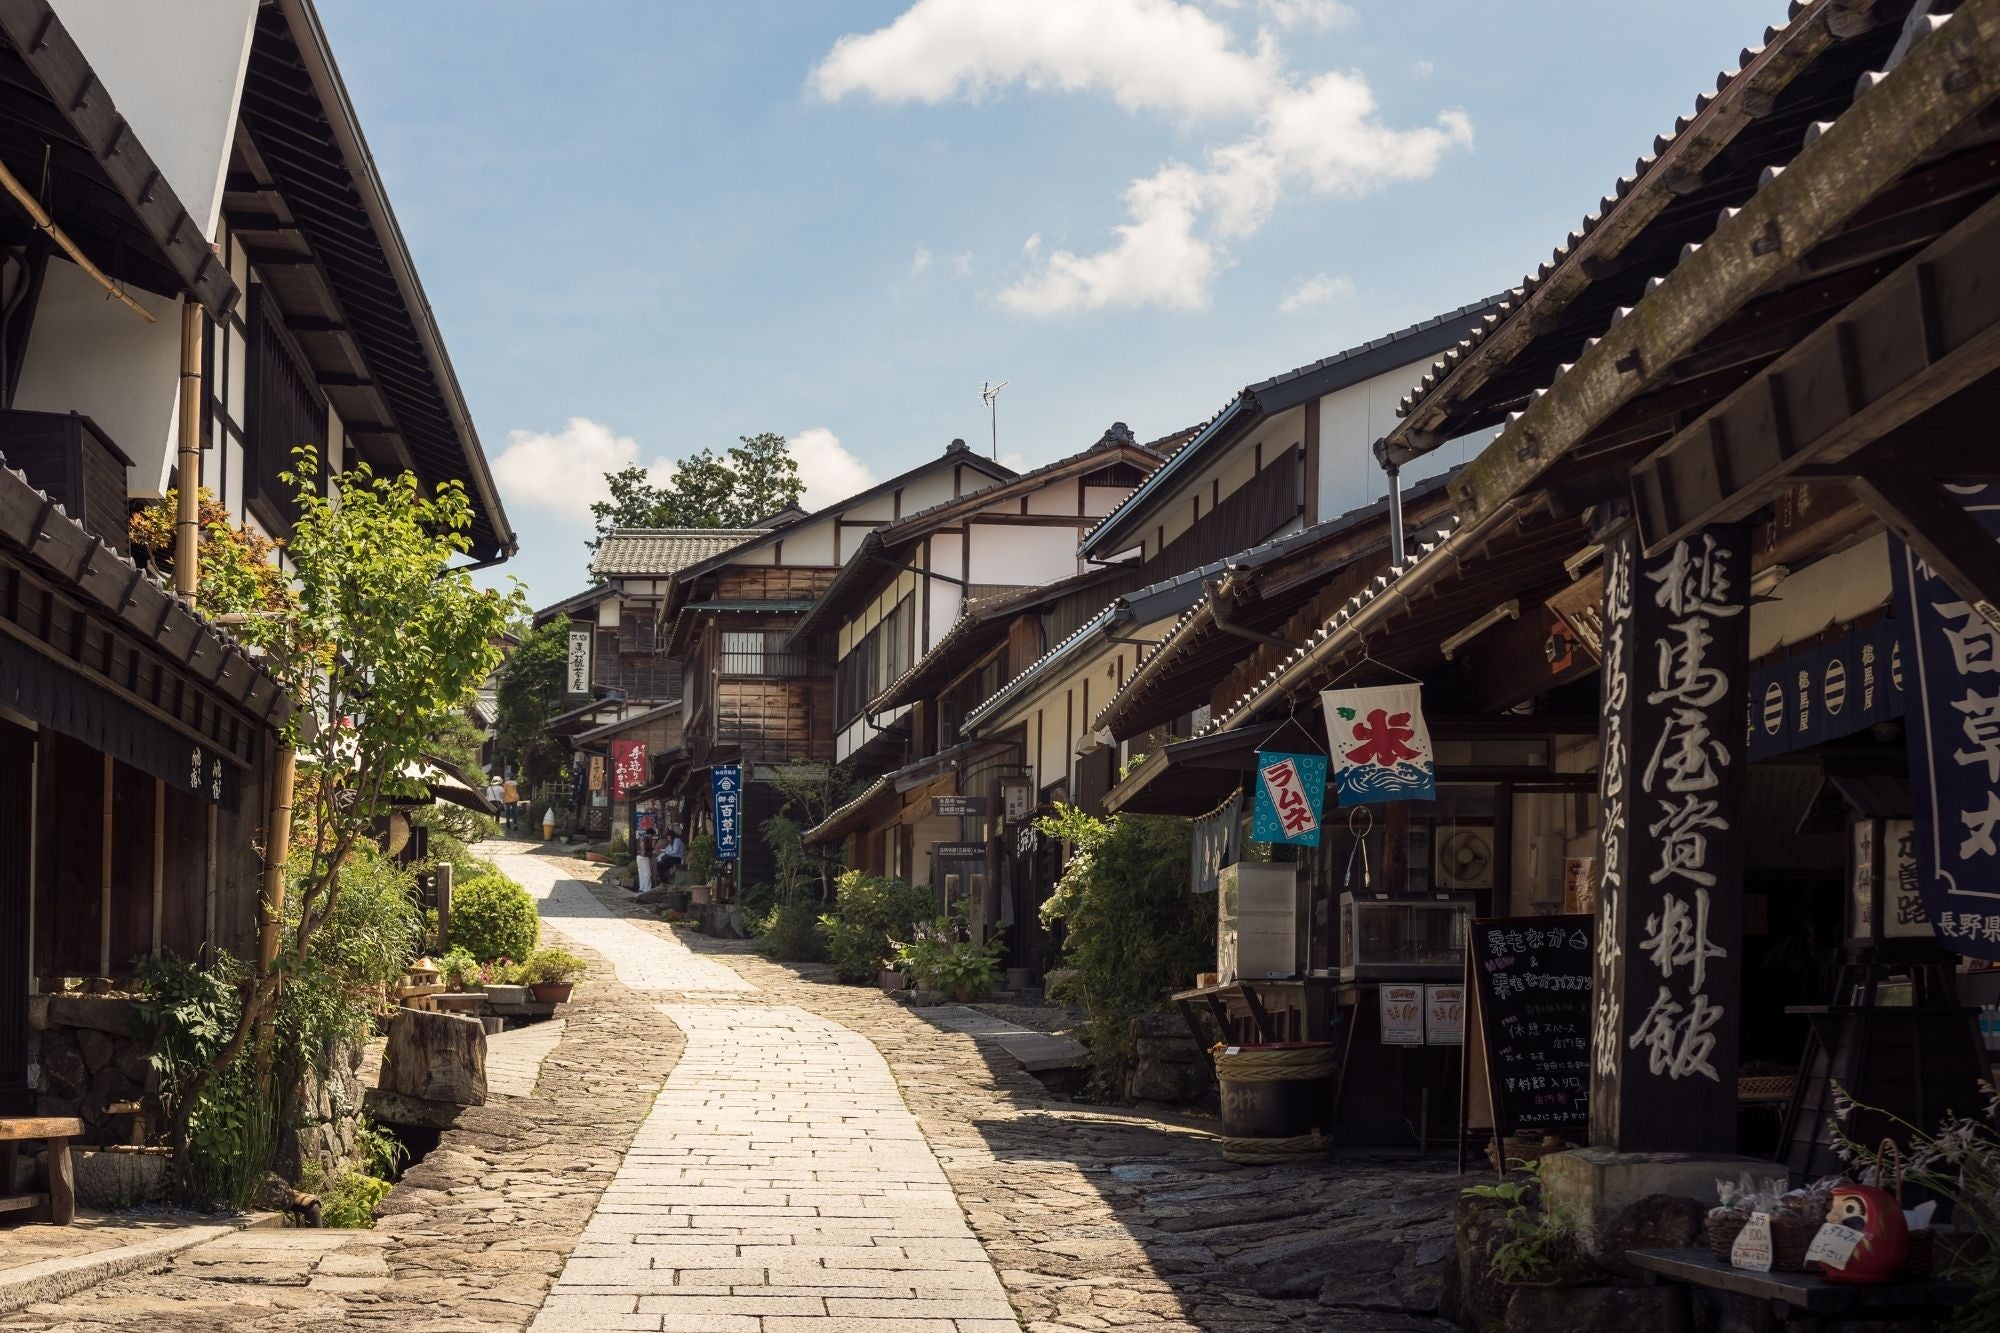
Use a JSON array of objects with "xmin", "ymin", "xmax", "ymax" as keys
[
  {"xmin": 711, "ymin": 764, "xmax": 742, "ymax": 861},
  {"xmin": 933, "ymin": 795, "xmax": 988, "ymax": 817},
  {"xmin": 932, "ymin": 841, "xmax": 986, "ymax": 860}
]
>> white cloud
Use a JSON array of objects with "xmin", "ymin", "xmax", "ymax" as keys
[
  {"xmin": 1278, "ymin": 272, "xmax": 1354, "ymax": 313},
  {"xmin": 951, "ymin": 251, "xmax": 974, "ymax": 276},
  {"xmin": 810, "ymin": 0, "xmax": 1276, "ymax": 118},
  {"xmin": 492, "ymin": 417, "xmax": 656, "ymax": 523},
  {"xmin": 1413, "ymin": 58, "xmax": 1435, "ymax": 80},
  {"xmin": 910, "ymin": 245, "xmax": 934, "ymax": 275},
  {"xmin": 787, "ymin": 427, "xmax": 876, "ymax": 509},
  {"xmin": 814, "ymin": 0, "xmax": 1472, "ymax": 315}
]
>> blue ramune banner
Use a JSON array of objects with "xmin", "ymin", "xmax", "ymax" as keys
[
  {"xmin": 1891, "ymin": 481, "xmax": 2000, "ymax": 961},
  {"xmin": 1251, "ymin": 750, "xmax": 1327, "ymax": 846},
  {"xmin": 1321, "ymin": 683, "xmax": 1437, "ymax": 806}
]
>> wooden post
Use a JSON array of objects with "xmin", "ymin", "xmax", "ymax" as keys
[
  {"xmin": 258, "ymin": 748, "xmax": 296, "ymax": 977},
  {"xmin": 1589, "ymin": 522, "xmax": 1751, "ymax": 1152},
  {"xmin": 174, "ymin": 301, "xmax": 202, "ymax": 605},
  {"xmin": 151, "ymin": 780, "xmax": 164, "ymax": 956},
  {"xmin": 98, "ymin": 754, "xmax": 111, "ymax": 977}
]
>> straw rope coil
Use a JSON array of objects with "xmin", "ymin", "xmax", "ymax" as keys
[
  {"xmin": 1216, "ymin": 1131, "xmax": 1333, "ymax": 1165},
  {"xmin": 1212, "ymin": 1047, "xmax": 1337, "ymax": 1082}
]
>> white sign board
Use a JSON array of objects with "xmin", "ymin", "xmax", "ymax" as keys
[
  {"xmin": 1379, "ymin": 984, "xmax": 1424, "ymax": 1046},
  {"xmin": 566, "ymin": 629, "xmax": 593, "ymax": 696},
  {"xmin": 1803, "ymin": 1223, "xmax": 1863, "ymax": 1271},
  {"xmin": 1424, "ymin": 984, "xmax": 1465, "ymax": 1045},
  {"xmin": 1730, "ymin": 1212, "xmax": 1774, "ymax": 1272}
]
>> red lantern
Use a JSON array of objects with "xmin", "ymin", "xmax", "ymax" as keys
[{"xmin": 1820, "ymin": 1184, "xmax": 1907, "ymax": 1284}]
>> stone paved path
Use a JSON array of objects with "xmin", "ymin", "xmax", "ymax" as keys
[{"xmin": 527, "ymin": 869, "xmax": 750, "ymax": 993}]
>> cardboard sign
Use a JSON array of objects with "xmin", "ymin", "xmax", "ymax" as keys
[
  {"xmin": 1322, "ymin": 684, "xmax": 1436, "ymax": 805},
  {"xmin": 1425, "ymin": 984, "xmax": 1465, "ymax": 1045},
  {"xmin": 1380, "ymin": 984, "xmax": 1425, "ymax": 1046},
  {"xmin": 1731, "ymin": 1212, "xmax": 1774, "ymax": 1272},
  {"xmin": 1804, "ymin": 1223, "xmax": 1864, "ymax": 1270},
  {"xmin": 1252, "ymin": 750, "xmax": 1327, "ymax": 845}
]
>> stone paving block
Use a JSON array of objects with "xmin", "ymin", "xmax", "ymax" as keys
[{"xmin": 633, "ymin": 1293, "xmax": 826, "ymax": 1315}]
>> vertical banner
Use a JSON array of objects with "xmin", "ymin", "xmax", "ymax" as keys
[
  {"xmin": 711, "ymin": 763, "xmax": 743, "ymax": 861},
  {"xmin": 1891, "ymin": 489, "xmax": 2000, "ymax": 960},
  {"xmin": 1251, "ymin": 751, "xmax": 1328, "ymax": 845},
  {"xmin": 566, "ymin": 628, "xmax": 593, "ymax": 696},
  {"xmin": 1321, "ymin": 684, "xmax": 1437, "ymax": 805},
  {"xmin": 1190, "ymin": 789, "xmax": 1244, "ymax": 895},
  {"xmin": 588, "ymin": 754, "xmax": 606, "ymax": 793},
  {"xmin": 610, "ymin": 740, "xmax": 647, "ymax": 799},
  {"xmin": 1590, "ymin": 525, "xmax": 1749, "ymax": 1153}
]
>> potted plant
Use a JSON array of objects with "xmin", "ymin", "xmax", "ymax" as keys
[
  {"xmin": 477, "ymin": 958, "xmax": 528, "ymax": 1006},
  {"xmin": 521, "ymin": 947, "xmax": 587, "ymax": 1003},
  {"xmin": 439, "ymin": 947, "xmax": 479, "ymax": 993}
]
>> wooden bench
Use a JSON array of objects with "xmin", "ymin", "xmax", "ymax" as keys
[
  {"xmin": 0, "ymin": 1116, "xmax": 81, "ymax": 1225},
  {"xmin": 1627, "ymin": 1247, "xmax": 1975, "ymax": 1331}
]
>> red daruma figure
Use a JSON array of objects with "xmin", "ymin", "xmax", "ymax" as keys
[{"xmin": 1821, "ymin": 1184, "xmax": 1907, "ymax": 1284}]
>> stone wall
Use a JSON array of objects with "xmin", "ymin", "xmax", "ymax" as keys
[
  {"xmin": 27, "ymin": 995, "xmax": 155, "ymax": 1144},
  {"xmin": 1126, "ymin": 1010, "xmax": 1212, "ymax": 1104},
  {"xmin": 280, "ymin": 1039, "xmax": 366, "ymax": 1185}
]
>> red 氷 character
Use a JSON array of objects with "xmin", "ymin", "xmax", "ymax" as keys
[{"xmin": 1345, "ymin": 709, "xmax": 1421, "ymax": 767}]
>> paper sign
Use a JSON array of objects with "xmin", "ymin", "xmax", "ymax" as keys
[
  {"xmin": 1322, "ymin": 684, "xmax": 1437, "ymax": 805},
  {"xmin": 1424, "ymin": 984, "xmax": 1465, "ymax": 1045},
  {"xmin": 1251, "ymin": 750, "xmax": 1327, "ymax": 846},
  {"xmin": 1379, "ymin": 984, "xmax": 1425, "ymax": 1046},
  {"xmin": 1804, "ymin": 1223, "xmax": 1863, "ymax": 1270},
  {"xmin": 1730, "ymin": 1212, "xmax": 1774, "ymax": 1272}
]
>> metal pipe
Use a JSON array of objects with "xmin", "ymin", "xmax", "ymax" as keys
[
  {"xmin": 175, "ymin": 301, "xmax": 202, "ymax": 604},
  {"xmin": 1386, "ymin": 460, "xmax": 1406, "ymax": 567}
]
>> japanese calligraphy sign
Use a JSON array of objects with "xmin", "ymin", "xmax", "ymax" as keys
[
  {"xmin": 610, "ymin": 740, "xmax": 648, "ymax": 799},
  {"xmin": 588, "ymin": 754, "xmax": 606, "ymax": 793},
  {"xmin": 1321, "ymin": 684, "xmax": 1436, "ymax": 805},
  {"xmin": 1590, "ymin": 525, "xmax": 1748, "ymax": 1153},
  {"xmin": 711, "ymin": 763, "xmax": 743, "ymax": 860},
  {"xmin": 566, "ymin": 629, "xmax": 593, "ymax": 697},
  {"xmin": 1891, "ymin": 492, "xmax": 2000, "ymax": 961},
  {"xmin": 1251, "ymin": 750, "xmax": 1327, "ymax": 846},
  {"xmin": 1468, "ymin": 914, "xmax": 1593, "ymax": 1137}
]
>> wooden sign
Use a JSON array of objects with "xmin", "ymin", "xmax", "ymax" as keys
[
  {"xmin": 933, "ymin": 795, "xmax": 988, "ymax": 817},
  {"xmin": 1467, "ymin": 914, "xmax": 1593, "ymax": 1140}
]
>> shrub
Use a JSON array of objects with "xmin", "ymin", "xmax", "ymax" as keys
[
  {"xmin": 757, "ymin": 901, "xmax": 826, "ymax": 962},
  {"xmin": 820, "ymin": 871, "xmax": 934, "ymax": 983},
  {"xmin": 1034, "ymin": 804, "xmax": 1208, "ymax": 1097},
  {"xmin": 892, "ymin": 917, "xmax": 1003, "ymax": 999},
  {"xmin": 448, "ymin": 873, "xmax": 539, "ymax": 962},
  {"xmin": 520, "ymin": 947, "xmax": 587, "ymax": 985}
]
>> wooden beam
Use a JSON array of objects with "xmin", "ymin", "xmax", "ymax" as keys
[
  {"xmin": 1848, "ymin": 467, "xmax": 2000, "ymax": 628},
  {"xmin": 1631, "ymin": 189, "xmax": 2000, "ymax": 551},
  {"xmin": 151, "ymin": 779, "xmax": 164, "ymax": 956},
  {"xmin": 98, "ymin": 753, "xmax": 111, "ymax": 977},
  {"xmin": 1441, "ymin": 0, "xmax": 2000, "ymax": 528}
]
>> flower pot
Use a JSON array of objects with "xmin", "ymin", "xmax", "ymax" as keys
[
  {"xmin": 952, "ymin": 985, "xmax": 978, "ymax": 1003},
  {"xmin": 480, "ymin": 983, "xmax": 529, "ymax": 1005},
  {"xmin": 691, "ymin": 884, "xmax": 713, "ymax": 906},
  {"xmin": 530, "ymin": 981, "xmax": 574, "ymax": 1004},
  {"xmin": 879, "ymin": 969, "xmax": 909, "ymax": 993}
]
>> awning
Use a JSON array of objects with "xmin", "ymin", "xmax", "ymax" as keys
[{"xmin": 1102, "ymin": 723, "xmax": 1281, "ymax": 817}]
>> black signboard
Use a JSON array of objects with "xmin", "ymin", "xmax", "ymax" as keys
[
  {"xmin": 932, "ymin": 841, "xmax": 987, "ymax": 860},
  {"xmin": 1466, "ymin": 913, "xmax": 1593, "ymax": 1139},
  {"xmin": 933, "ymin": 795, "xmax": 988, "ymax": 817}
]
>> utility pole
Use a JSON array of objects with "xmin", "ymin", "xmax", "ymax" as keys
[{"xmin": 980, "ymin": 380, "xmax": 1007, "ymax": 460}]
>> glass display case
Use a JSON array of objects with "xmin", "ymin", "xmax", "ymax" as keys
[{"xmin": 1339, "ymin": 892, "xmax": 1476, "ymax": 981}]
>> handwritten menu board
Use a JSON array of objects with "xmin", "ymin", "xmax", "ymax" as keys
[{"xmin": 1466, "ymin": 914, "xmax": 1593, "ymax": 1138}]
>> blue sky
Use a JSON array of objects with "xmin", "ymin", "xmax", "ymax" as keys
[{"xmin": 320, "ymin": 0, "xmax": 1781, "ymax": 606}]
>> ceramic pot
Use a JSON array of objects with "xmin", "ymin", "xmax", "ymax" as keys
[{"xmin": 530, "ymin": 982, "xmax": 574, "ymax": 1004}]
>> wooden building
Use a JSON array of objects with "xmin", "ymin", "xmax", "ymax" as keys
[
  {"xmin": 661, "ymin": 440, "xmax": 1015, "ymax": 885},
  {"xmin": 1102, "ymin": 0, "xmax": 2000, "ymax": 1163}
]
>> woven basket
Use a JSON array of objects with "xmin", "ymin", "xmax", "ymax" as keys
[
  {"xmin": 1737, "ymin": 1074, "xmax": 1796, "ymax": 1102},
  {"xmin": 1771, "ymin": 1215, "xmax": 1821, "ymax": 1271},
  {"xmin": 1706, "ymin": 1211, "xmax": 1749, "ymax": 1260},
  {"xmin": 1902, "ymin": 1227, "xmax": 1935, "ymax": 1278}
]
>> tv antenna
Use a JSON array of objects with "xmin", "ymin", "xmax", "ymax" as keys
[{"xmin": 980, "ymin": 380, "xmax": 1008, "ymax": 459}]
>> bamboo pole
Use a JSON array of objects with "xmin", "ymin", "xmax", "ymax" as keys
[
  {"xmin": 258, "ymin": 747, "xmax": 297, "ymax": 978},
  {"xmin": 175, "ymin": 301, "xmax": 202, "ymax": 604},
  {"xmin": 0, "ymin": 158, "xmax": 154, "ymax": 323}
]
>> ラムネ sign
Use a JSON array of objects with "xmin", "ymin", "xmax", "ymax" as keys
[
  {"xmin": 711, "ymin": 764, "xmax": 742, "ymax": 861},
  {"xmin": 1321, "ymin": 684, "xmax": 1436, "ymax": 805},
  {"xmin": 1250, "ymin": 750, "xmax": 1326, "ymax": 846}
]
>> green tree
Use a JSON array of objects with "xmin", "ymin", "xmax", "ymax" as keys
[
  {"xmin": 494, "ymin": 618, "xmax": 570, "ymax": 788},
  {"xmin": 165, "ymin": 451, "xmax": 527, "ymax": 1150},
  {"xmin": 586, "ymin": 432, "xmax": 803, "ymax": 561}
]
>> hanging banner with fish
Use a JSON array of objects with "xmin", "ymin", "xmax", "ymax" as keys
[{"xmin": 1321, "ymin": 684, "xmax": 1437, "ymax": 805}]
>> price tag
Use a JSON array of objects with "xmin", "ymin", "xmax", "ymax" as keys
[
  {"xmin": 1730, "ymin": 1212, "xmax": 1774, "ymax": 1272},
  {"xmin": 1803, "ymin": 1223, "xmax": 1863, "ymax": 1270}
]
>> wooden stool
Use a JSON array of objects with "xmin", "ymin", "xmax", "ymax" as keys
[{"xmin": 0, "ymin": 1116, "xmax": 82, "ymax": 1225}]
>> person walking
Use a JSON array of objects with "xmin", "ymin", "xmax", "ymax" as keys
[
  {"xmin": 485, "ymin": 774, "xmax": 505, "ymax": 824},
  {"xmin": 501, "ymin": 774, "xmax": 521, "ymax": 833}
]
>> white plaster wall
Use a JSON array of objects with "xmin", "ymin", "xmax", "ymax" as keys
[
  {"xmin": 778, "ymin": 518, "xmax": 836, "ymax": 565},
  {"xmin": 1150, "ymin": 409, "xmax": 1302, "ymax": 557},
  {"xmin": 50, "ymin": 0, "xmax": 257, "ymax": 238},
  {"xmin": 967, "ymin": 523, "xmax": 1080, "ymax": 587},
  {"xmin": 1025, "ymin": 480, "xmax": 1078, "ymax": 515},
  {"xmin": 14, "ymin": 261, "xmax": 182, "ymax": 493},
  {"xmin": 1749, "ymin": 534, "xmax": 1892, "ymax": 658},
  {"xmin": 1083, "ymin": 484, "xmax": 1128, "ymax": 517}
]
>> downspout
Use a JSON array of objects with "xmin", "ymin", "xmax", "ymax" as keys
[
  {"xmin": 1385, "ymin": 459, "xmax": 1407, "ymax": 568},
  {"xmin": 175, "ymin": 301, "xmax": 202, "ymax": 604},
  {"xmin": 1206, "ymin": 574, "xmax": 1305, "ymax": 652}
]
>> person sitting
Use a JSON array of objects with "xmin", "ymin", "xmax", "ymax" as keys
[{"xmin": 660, "ymin": 829, "xmax": 686, "ymax": 882}]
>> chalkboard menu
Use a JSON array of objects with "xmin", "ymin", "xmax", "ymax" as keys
[{"xmin": 1466, "ymin": 914, "xmax": 1593, "ymax": 1138}]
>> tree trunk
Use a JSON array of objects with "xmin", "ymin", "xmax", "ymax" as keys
[{"xmin": 377, "ymin": 1008, "xmax": 488, "ymax": 1106}]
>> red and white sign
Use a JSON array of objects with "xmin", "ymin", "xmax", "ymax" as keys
[{"xmin": 611, "ymin": 740, "xmax": 648, "ymax": 799}]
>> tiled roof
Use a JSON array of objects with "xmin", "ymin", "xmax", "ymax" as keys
[{"xmin": 590, "ymin": 529, "xmax": 764, "ymax": 578}]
